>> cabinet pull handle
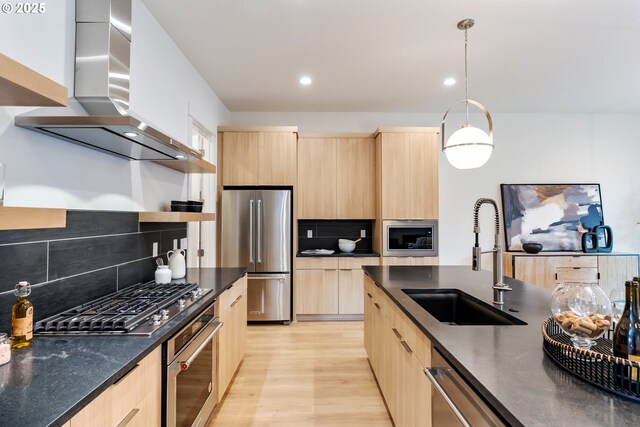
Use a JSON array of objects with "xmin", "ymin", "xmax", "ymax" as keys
[
  {"xmin": 392, "ymin": 327, "xmax": 403, "ymax": 340},
  {"xmin": 231, "ymin": 294, "xmax": 243, "ymax": 308},
  {"xmin": 374, "ymin": 302, "xmax": 381, "ymax": 310},
  {"xmin": 573, "ymin": 267, "xmax": 581, "ymax": 270},
  {"xmin": 112, "ymin": 363, "xmax": 140, "ymax": 386},
  {"xmin": 400, "ymin": 340, "xmax": 413, "ymax": 354},
  {"xmin": 116, "ymin": 408, "xmax": 140, "ymax": 427},
  {"xmin": 424, "ymin": 368, "xmax": 471, "ymax": 427},
  {"xmin": 366, "ymin": 293, "xmax": 372, "ymax": 299},
  {"xmin": 555, "ymin": 273, "xmax": 558, "ymax": 280}
]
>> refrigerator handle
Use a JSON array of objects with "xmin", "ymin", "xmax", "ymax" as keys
[
  {"xmin": 249, "ymin": 199, "xmax": 254, "ymax": 263},
  {"xmin": 257, "ymin": 199, "xmax": 262, "ymax": 263}
]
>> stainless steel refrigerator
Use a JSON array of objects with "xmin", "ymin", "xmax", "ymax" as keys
[{"xmin": 221, "ymin": 189, "xmax": 292, "ymax": 322}]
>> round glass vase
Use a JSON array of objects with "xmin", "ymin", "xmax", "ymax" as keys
[{"xmin": 550, "ymin": 281, "xmax": 613, "ymax": 350}]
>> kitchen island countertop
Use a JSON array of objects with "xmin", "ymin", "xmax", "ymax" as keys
[
  {"xmin": 363, "ymin": 265, "xmax": 640, "ymax": 427},
  {"xmin": 0, "ymin": 267, "xmax": 247, "ymax": 427}
]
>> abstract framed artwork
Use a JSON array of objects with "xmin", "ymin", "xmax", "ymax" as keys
[{"xmin": 500, "ymin": 184, "xmax": 604, "ymax": 251}]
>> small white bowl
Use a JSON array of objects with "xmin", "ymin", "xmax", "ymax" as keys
[{"xmin": 339, "ymin": 241, "xmax": 356, "ymax": 253}]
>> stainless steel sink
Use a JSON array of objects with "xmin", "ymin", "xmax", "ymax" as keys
[{"xmin": 402, "ymin": 289, "xmax": 527, "ymax": 326}]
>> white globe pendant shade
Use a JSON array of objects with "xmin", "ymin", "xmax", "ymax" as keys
[{"xmin": 443, "ymin": 126, "xmax": 493, "ymax": 169}]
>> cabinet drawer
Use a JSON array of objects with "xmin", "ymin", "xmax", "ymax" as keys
[
  {"xmin": 554, "ymin": 256, "xmax": 597, "ymax": 268},
  {"xmin": 296, "ymin": 257, "xmax": 339, "ymax": 270},
  {"xmin": 112, "ymin": 347, "xmax": 161, "ymax": 425},
  {"xmin": 555, "ymin": 267, "xmax": 599, "ymax": 282},
  {"xmin": 219, "ymin": 276, "xmax": 244, "ymax": 314},
  {"xmin": 338, "ymin": 257, "xmax": 379, "ymax": 270}
]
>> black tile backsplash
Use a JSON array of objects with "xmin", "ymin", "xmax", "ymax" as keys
[
  {"xmin": 48, "ymin": 232, "xmax": 161, "ymax": 281},
  {"xmin": 0, "ymin": 210, "xmax": 187, "ymax": 334},
  {"xmin": 0, "ymin": 210, "xmax": 139, "ymax": 245},
  {"xmin": 0, "ymin": 242, "xmax": 48, "ymax": 292},
  {"xmin": 298, "ymin": 220, "xmax": 374, "ymax": 253}
]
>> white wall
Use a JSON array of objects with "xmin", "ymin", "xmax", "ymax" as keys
[
  {"xmin": 228, "ymin": 112, "xmax": 640, "ymax": 265},
  {"xmin": 0, "ymin": 0, "xmax": 229, "ymax": 211}
]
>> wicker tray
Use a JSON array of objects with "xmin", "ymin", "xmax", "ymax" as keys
[{"xmin": 542, "ymin": 317, "xmax": 640, "ymax": 402}]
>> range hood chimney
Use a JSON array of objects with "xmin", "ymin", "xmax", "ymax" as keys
[
  {"xmin": 75, "ymin": 0, "xmax": 132, "ymax": 116},
  {"xmin": 14, "ymin": 0, "xmax": 207, "ymax": 170}
]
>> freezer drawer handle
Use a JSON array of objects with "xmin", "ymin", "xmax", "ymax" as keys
[
  {"xmin": 424, "ymin": 368, "xmax": 472, "ymax": 427},
  {"xmin": 248, "ymin": 275, "xmax": 286, "ymax": 281},
  {"xmin": 249, "ymin": 200, "xmax": 254, "ymax": 263}
]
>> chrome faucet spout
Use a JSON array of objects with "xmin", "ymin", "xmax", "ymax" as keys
[{"xmin": 471, "ymin": 198, "xmax": 512, "ymax": 305}]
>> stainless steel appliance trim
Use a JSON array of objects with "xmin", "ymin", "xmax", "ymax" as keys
[
  {"xmin": 257, "ymin": 198, "xmax": 262, "ymax": 263},
  {"xmin": 425, "ymin": 367, "xmax": 472, "ymax": 427},
  {"xmin": 166, "ymin": 304, "xmax": 216, "ymax": 363},
  {"xmin": 249, "ymin": 199, "xmax": 255, "ymax": 263},
  {"xmin": 382, "ymin": 219, "xmax": 439, "ymax": 257},
  {"xmin": 178, "ymin": 321, "xmax": 223, "ymax": 370}
]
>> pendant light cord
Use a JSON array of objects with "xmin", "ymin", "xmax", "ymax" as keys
[{"xmin": 464, "ymin": 27, "xmax": 469, "ymax": 126}]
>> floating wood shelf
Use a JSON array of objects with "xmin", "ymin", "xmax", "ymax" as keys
[
  {"xmin": 138, "ymin": 212, "xmax": 216, "ymax": 223},
  {"xmin": 0, "ymin": 206, "xmax": 67, "ymax": 230},
  {"xmin": 0, "ymin": 53, "xmax": 68, "ymax": 107},
  {"xmin": 152, "ymin": 158, "xmax": 216, "ymax": 174}
]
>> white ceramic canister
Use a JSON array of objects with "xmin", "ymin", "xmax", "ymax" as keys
[
  {"xmin": 155, "ymin": 265, "xmax": 172, "ymax": 284},
  {"xmin": 167, "ymin": 249, "xmax": 186, "ymax": 279}
]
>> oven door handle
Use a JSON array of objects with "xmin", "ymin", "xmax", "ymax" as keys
[{"xmin": 179, "ymin": 321, "xmax": 223, "ymax": 371}]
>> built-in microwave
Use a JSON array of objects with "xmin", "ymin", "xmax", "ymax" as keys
[{"xmin": 382, "ymin": 220, "xmax": 438, "ymax": 257}]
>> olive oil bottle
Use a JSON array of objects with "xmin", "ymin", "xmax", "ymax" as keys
[
  {"xmin": 613, "ymin": 280, "xmax": 640, "ymax": 389},
  {"xmin": 11, "ymin": 281, "xmax": 33, "ymax": 349}
]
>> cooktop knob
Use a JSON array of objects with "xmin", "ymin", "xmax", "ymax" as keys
[
  {"xmin": 151, "ymin": 314, "xmax": 162, "ymax": 325},
  {"xmin": 177, "ymin": 298, "xmax": 186, "ymax": 308},
  {"xmin": 160, "ymin": 309, "xmax": 170, "ymax": 319}
]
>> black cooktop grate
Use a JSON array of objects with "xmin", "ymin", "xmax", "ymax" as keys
[{"xmin": 35, "ymin": 282, "xmax": 199, "ymax": 333}]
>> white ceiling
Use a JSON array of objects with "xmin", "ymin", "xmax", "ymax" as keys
[{"xmin": 142, "ymin": 0, "xmax": 640, "ymax": 113}]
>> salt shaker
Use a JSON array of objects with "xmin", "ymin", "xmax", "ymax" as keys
[{"xmin": 0, "ymin": 333, "xmax": 11, "ymax": 366}]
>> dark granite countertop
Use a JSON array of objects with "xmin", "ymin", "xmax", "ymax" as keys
[
  {"xmin": 297, "ymin": 251, "xmax": 380, "ymax": 258},
  {"xmin": 0, "ymin": 267, "xmax": 247, "ymax": 427},
  {"xmin": 363, "ymin": 265, "xmax": 640, "ymax": 427}
]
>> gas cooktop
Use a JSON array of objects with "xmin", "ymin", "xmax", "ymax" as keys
[{"xmin": 35, "ymin": 281, "xmax": 210, "ymax": 335}]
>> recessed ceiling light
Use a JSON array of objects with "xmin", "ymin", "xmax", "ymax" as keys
[
  {"xmin": 444, "ymin": 78, "xmax": 456, "ymax": 86},
  {"xmin": 299, "ymin": 76, "xmax": 312, "ymax": 86},
  {"xmin": 176, "ymin": 154, "xmax": 186, "ymax": 159},
  {"xmin": 124, "ymin": 131, "xmax": 138, "ymax": 137}
]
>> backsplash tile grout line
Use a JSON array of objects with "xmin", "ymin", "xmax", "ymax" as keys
[
  {"xmin": 0, "ymin": 228, "xmax": 187, "ymax": 248},
  {"xmin": 46, "ymin": 241, "xmax": 49, "ymax": 282}
]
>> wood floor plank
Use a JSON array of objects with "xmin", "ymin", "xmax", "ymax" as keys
[{"xmin": 209, "ymin": 321, "xmax": 392, "ymax": 427}]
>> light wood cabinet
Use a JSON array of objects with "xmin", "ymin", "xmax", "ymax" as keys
[
  {"xmin": 503, "ymin": 252, "xmax": 639, "ymax": 294},
  {"xmin": 336, "ymin": 138, "xmax": 376, "ymax": 219},
  {"xmin": 296, "ymin": 257, "xmax": 379, "ymax": 316},
  {"xmin": 297, "ymin": 137, "xmax": 337, "ymax": 218},
  {"xmin": 70, "ymin": 347, "xmax": 161, "ymax": 427},
  {"xmin": 217, "ymin": 275, "xmax": 248, "ymax": 401},
  {"xmin": 220, "ymin": 128, "xmax": 297, "ymax": 186},
  {"xmin": 377, "ymin": 128, "xmax": 438, "ymax": 220},
  {"xmin": 297, "ymin": 135, "xmax": 376, "ymax": 219},
  {"xmin": 364, "ymin": 274, "xmax": 432, "ymax": 427}
]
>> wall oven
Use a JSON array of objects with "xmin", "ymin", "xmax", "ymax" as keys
[
  {"xmin": 165, "ymin": 304, "xmax": 223, "ymax": 427},
  {"xmin": 382, "ymin": 220, "xmax": 438, "ymax": 257}
]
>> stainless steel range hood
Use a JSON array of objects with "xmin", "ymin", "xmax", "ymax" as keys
[{"xmin": 15, "ymin": 0, "xmax": 202, "ymax": 165}]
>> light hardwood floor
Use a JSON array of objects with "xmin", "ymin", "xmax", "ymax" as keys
[{"xmin": 209, "ymin": 321, "xmax": 393, "ymax": 427}]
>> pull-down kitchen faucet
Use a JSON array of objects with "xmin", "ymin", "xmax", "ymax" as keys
[{"xmin": 472, "ymin": 198, "xmax": 512, "ymax": 305}]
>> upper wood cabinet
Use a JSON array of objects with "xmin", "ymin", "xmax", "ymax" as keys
[
  {"xmin": 219, "ymin": 127, "xmax": 297, "ymax": 186},
  {"xmin": 377, "ymin": 128, "xmax": 439, "ymax": 220},
  {"xmin": 298, "ymin": 134, "xmax": 376, "ymax": 219},
  {"xmin": 0, "ymin": 53, "xmax": 67, "ymax": 106}
]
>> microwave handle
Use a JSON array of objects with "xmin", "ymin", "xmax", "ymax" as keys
[{"xmin": 179, "ymin": 321, "xmax": 223, "ymax": 370}]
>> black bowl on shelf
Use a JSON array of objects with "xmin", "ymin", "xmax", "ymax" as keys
[
  {"xmin": 522, "ymin": 242, "xmax": 543, "ymax": 254},
  {"xmin": 170, "ymin": 204, "xmax": 189, "ymax": 212}
]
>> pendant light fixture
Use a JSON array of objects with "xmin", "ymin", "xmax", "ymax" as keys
[{"xmin": 441, "ymin": 19, "xmax": 494, "ymax": 170}]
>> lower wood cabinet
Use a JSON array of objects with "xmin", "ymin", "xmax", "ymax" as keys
[
  {"xmin": 503, "ymin": 252, "xmax": 639, "ymax": 296},
  {"xmin": 296, "ymin": 257, "xmax": 379, "ymax": 317},
  {"xmin": 364, "ymin": 275, "xmax": 431, "ymax": 427},
  {"xmin": 217, "ymin": 274, "xmax": 248, "ymax": 401},
  {"xmin": 70, "ymin": 347, "xmax": 161, "ymax": 427}
]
